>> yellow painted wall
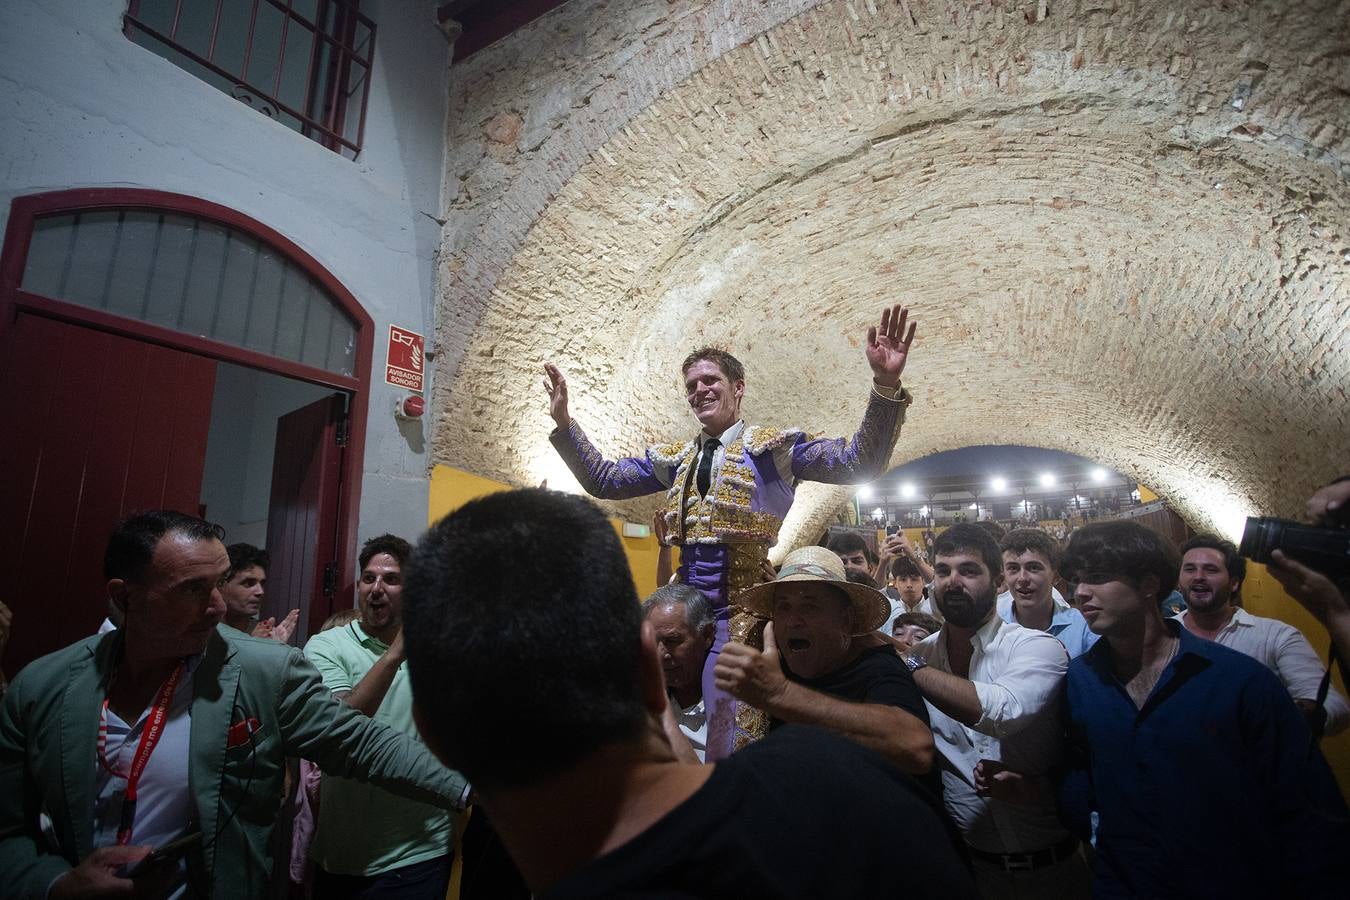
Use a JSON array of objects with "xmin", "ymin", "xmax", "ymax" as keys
[
  {"xmin": 1241, "ymin": 562, "xmax": 1350, "ymax": 798},
  {"xmin": 427, "ymin": 464, "xmax": 662, "ymax": 599}
]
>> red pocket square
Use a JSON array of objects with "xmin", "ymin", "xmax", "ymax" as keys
[{"xmin": 227, "ymin": 717, "xmax": 262, "ymax": 749}]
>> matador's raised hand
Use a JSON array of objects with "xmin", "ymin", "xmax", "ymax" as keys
[
  {"xmin": 865, "ymin": 304, "xmax": 917, "ymax": 388},
  {"xmin": 542, "ymin": 362, "xmax": 571, "ymax": 429}
]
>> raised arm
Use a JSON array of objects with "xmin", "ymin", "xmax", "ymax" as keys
[
  {"xmin": 544, "ymin": 362, "xmax": 669, "ymax": 499},
  {"xmin": 789, "ymin": 305, "xmax": 916, "ymax": 484},
  {"xmin": 911, "ymin": 630, "xmax": 1068, "ymax": 738}
]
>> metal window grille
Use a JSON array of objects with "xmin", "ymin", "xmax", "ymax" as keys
[
  {"xmin": 124, "ymin": 0, "xmax": 376, "ymax": 159},
  {"xmin": 21, "ymin": 210, "xmax": 359, "ymax": 376}
]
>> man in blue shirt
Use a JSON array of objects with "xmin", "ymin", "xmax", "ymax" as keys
[
  {"xmin": 1058, "ymin": 521, "xmax": 1350, "ymax": 899},
  {"xmin": 997, "ymin": 529, "xmax": 1098, "ymax": 659}
]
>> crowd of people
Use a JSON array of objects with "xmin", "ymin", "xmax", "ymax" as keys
[{"xmin": 1, "ymin": 305, "xmax": 1348, "ymax": 898}]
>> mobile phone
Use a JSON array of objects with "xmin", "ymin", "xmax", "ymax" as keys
[
  {"xmin": 885, "ymin": 525, "xmax": 900, "ymax": 536},
  {"xmin": 115, "ymin": 831, "xmax": 202, "ymax": 878}
]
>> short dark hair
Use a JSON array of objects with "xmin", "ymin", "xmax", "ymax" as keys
[
  {"xmin": 932, "ymin": 523, "xmax": 1002, "ymax": 579},
  {"xmin": 846, "ymin": 570, "xmax": 880, "ymax": 589},
  {"xmin": 225, "ymin": 543, "xmax": 270, "ymax": 580},
  {"xmin": 1000, "ymin": 529, "xmax": 1061, "ymax": 571},
  {"xmin": 681, "ymin": 346, "xmax": 745, "ymax": 385},
  {"xmin": 104, "ymin": 510, "xmax": 225, "ymax": 582},
  {"xmin": 403, "ymin": 490, "xmax": 645, "ymax": 791},
  {"xmin": 360, "ymin": 533, "xmax": 412, "ymax": 570},
  {"xmin": 894, "ymin": 611, "xmax": 942, "ymax": 634},
  {"xmin": 1179, "ymin": 534, "xmax": 1247, "ymax": 591},
  {"xmin": 1062, "ymin": 521, "xmax": 1180, "ymax": 604},
  {"xmin": 889, "ymin": 555, "xmax": 923, "ymax": 580},
  {"xmin": 642, "ymin": 583, "xmax": 713, "ymax": 632},
  {"xmin": 974, "ymin": 520, "xmax": 1007, "ymax": 542},
  {"xmin": 828, "ymin": 531, "xmax": 875, "ymax": 565}
]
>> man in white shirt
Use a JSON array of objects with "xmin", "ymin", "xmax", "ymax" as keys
[
  {"xmin": 1176, "ymin": 534, "xmax": 1348, "ymax": 736},
  {"xmin": 641, "ymin": 584, "xmax": 715, "ymax": 761},
  {"xmin": 906, "ymin": 524, "xmax": 1088, "ymax": 899}
]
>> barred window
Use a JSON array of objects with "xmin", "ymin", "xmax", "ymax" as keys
[
  {"xmin": 125, "ymin": 0, "xmax": 376, "ymax": 158},
  {"xmin": 22, "ymin": 209, "xmax": 358, "ymax": 376}
]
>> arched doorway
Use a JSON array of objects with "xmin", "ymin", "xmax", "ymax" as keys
[{"xmin": 0, "ymin": 189, "xmax": 373, "ymax": 676}]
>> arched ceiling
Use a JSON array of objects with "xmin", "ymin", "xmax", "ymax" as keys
[{"xmin": 432, "ymin": 0, "xmax": 1350, "ymax": 550}]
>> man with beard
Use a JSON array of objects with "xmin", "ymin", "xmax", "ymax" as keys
[
  {"xmin": 303, "ymin": 534, "xmax": 455, "ymax": 899},
  {"xmin": 1174, "ymin": 534, "xmax": 1348, "ymax": 736},
  {"xmin": 642, "ymin": 584, "xmax": 716, "ymax": 761},
  {"xmin": 905, "ymin": 524, "xmax": 1087, "ymax": 899}
]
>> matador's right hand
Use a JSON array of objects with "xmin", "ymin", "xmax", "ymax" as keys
[{"xmin": 542, "ymin": 362, "xmax": 571, "ymax": 429}]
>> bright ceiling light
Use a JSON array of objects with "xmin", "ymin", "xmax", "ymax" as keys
[
  {"xmin": 856, "ymin": 484, "xmax": 874, "ymax": 501},
  {"xmin": 1039, "ymin": 472, "xmax": 1056, "ymax": 488},
  {"xmin": 900, "ymin": 482, "xmax": 916, "ymax": 499},
  {"xmin": 1091, "ymin": 467, "xmax": 1108, "ymax": 483},
  {"xmin": 990, "ymin": 476, "xmax": 1007, "ymax": 493}
]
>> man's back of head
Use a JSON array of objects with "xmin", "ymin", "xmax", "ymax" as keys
[
  {"xmin": 404, "ymin": 490, "xmax": 978, "ymax": 899},
  {"xmin": 403, "ymin": 489, "xmax": 646, "ymax": 792}
]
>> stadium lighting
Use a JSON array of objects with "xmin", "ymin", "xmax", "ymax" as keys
[
  {"xmin": 901, "ymin": 482, "xmax": 916, "ymax": 499},
  {"xmin": 1039, "ymin": 472, "xmax": 1056, "ymax": 488},
  {"xmin": 990, "ymin": 476, "xmax": 1008, "ymax": 493}
]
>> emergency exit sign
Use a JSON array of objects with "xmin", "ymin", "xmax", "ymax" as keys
[{"xmin": 385, "ymin": 325, "xmax": 425, "ymax": 392}]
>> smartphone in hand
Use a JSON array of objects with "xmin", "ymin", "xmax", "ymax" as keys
[{"xmin": 115, "ymin": 831, "xmax": 202, "ymax": 878}]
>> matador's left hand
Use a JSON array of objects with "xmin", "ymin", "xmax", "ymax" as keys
[{"xmin": 865, "ymin": 304, "xmax": 916, "ymax": 388}]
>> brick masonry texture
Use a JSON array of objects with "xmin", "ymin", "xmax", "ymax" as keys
[{"xmin": 432, "ymin": 0, "xmax": 1350, "ymax": 549}]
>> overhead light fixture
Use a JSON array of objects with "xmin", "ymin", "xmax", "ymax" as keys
[
  {"xmin": 1091, "ymin": 467, "xmax": 1108, "ymax": 483},
  {"xmin": 990, "ymin": 476, "xmax": 1007, "ymax": 493},
  {"xmin": 1039, "ymin": 472, "xmax": 1056, "ymax": 488},
  {"xmin": 901, "ymin": 482, "xmax": 916, "ymax": 499},
  {"xmin": 856, "ymin": 484, "xmax": 874, "ymax": 501}
]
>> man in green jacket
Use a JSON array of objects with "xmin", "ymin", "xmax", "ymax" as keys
[{"xmin": 0, "ymin": 510, "xmax": 469, "ymax": 900}]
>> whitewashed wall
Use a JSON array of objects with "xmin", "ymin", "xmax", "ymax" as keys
[{"xmin": 0, "ymin": 0, "xmax": 452, "ymax": 552}]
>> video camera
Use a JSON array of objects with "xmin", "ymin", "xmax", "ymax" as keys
[{"xmin": 1239, "ymin": 508, "xmax": 1350, "ymax": 581}]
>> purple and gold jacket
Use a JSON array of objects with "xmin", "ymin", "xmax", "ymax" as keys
[{"xmin": 549, "ymin": 386, "xmax": 912, "ymax": 604}]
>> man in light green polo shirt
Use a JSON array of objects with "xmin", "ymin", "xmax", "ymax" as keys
[{"xmin": 303, "ymin": 534, "xmax": 456, "ymax": 899}]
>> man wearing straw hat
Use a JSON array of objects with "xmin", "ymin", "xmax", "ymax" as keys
[{"xmin": 714, "ymin": 545, "xmax": 937, "ymax": 785}]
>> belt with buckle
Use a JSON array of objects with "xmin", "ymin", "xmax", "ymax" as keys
[{"xmin": 968, "ymin": 835, "xmax": 1080, "ymax": 873}]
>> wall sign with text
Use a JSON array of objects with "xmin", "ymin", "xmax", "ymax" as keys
[{"xmin": 385, "ymin": 325, "xmax": 425, "ymax": 392}]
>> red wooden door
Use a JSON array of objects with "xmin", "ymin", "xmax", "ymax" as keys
[
  {"xmin": 0, "ymin": 313, "xmax": 216, "ymax": 677},
  {"xmin": 264, "ymin": 393, "xmax": 347, "ymax": 643}
]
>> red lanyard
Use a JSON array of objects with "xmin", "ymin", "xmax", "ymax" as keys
[{"xmin": 97, "ymin": 661, "xmax": 185, "ymax": 845}]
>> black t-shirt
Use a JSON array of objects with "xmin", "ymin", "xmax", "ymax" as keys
[
  {"xmin": 777, "ymin": 644, "xmax": 930, "ymax": 725},
  {"xmin": 540, "ymin": 725, "xmax": 976, "ymax": 900},
  {"xmin": 773, "ymin": 645, "xmax": 942, "ymax": 801}
]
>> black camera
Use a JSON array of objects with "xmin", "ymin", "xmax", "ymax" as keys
[{"xmin": 1238, "ymin": 517, "xmax": 1350, "ymax": 581}]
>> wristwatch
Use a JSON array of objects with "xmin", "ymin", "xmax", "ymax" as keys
[{"xmin": 903, "ymin": 654, "xmax": 927, "ymax": 674}]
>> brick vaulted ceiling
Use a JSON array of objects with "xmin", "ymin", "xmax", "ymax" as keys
[{"xmin": 431, "ymin": 0, "xmax": 1350, "ymax": 552}]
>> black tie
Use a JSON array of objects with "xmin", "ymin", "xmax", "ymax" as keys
[{"xmin": 696, "ymin": 438, "xmax": 720, "ymax": 497}]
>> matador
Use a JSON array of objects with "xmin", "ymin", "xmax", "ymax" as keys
[{"xmin": 544, "ymin": 305, "xmax": 916, "ymax": 759}]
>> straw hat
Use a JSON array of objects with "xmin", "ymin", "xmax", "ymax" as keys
[{"xmin": 737, "ymin": 545, "xmax": 890, "ymax": 635}]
